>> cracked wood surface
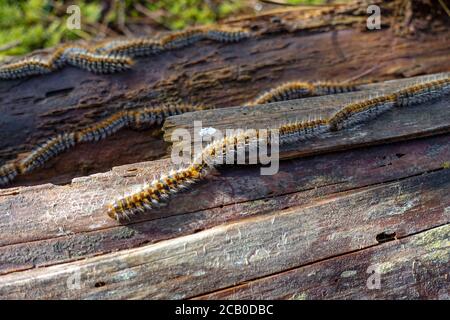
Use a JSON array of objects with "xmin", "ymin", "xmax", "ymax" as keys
[
  {"xmin": 196, "ymin": 224, "xmax": 450, "ymax": 300},
  {"xmin": 0, "ymin": 132, "xmax": 448, "ymax": 278},
  {"xmin": 1, "ymin": 0, "xmax": 449, "ymax": 187},
  {"xmin": 0, "ymin": 168, "xmax": 448, "ymax": 298}
]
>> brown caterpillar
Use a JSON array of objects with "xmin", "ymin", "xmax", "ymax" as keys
[
  {"xmin": 394, "ymin": 77, "xmax": 450, "ymax": 107},
  {"xmin": 247, "ymin": 81, "xmax": 363, "ymax": 106},
  {"xmin": 20, "ymin": 133, "xmax": 77, "ymax": 174},
  {"xmin": 0, "ymin": 163, "xmax": 20, "ymax": 186},
  {"xmin": 328, "ymin": 95, "xmax": 397, "ymax": 131},
  {"xmin": 0, "ymin": 104, "xmax": 205, "ymax": 186},
  {"xmin": 97, "ymin": 26, "xmax": 250, "ymax": 56},
  {"xmin": 0, "ymin": 45, "xmax": 133, "ymax": 79},
  {"xmin": 63, "ymin": 48, "xmax": 134, "ymax": 74},
  {"xmin": 107, "ymin": 162, "xmax": 209, "ymax": 220},
  {"xmin": 95, "ymin": 39, "xmax": 164, "ymax": 57},
  {"xmin": 107, "ymin": 128, "xmax": 267, "ymax": 220}
]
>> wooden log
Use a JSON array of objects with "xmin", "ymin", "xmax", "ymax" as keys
[
  {"xmin": 0, "ymin": 72, "xmax": 450, "ymax": 273},
  {"xmin": 0, "ymin": 99, "xmax": 448, "ymax": 274},
  {"xmin": 0, "ymin": 169, "xmax": 448, "ymax": 299},
  {"xmin": 1, "ymin": 0, "xmax": 450, "ymax": 187}
]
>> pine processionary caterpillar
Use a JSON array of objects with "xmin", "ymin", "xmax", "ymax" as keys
[
  {"xmin": 395, "ymin": 77, "xmax": 450, "ymax": 107},
  {"xmin": 107, "ymin": 162, "xmax": 209, "ymax": 220},
  {"xmin": 20, "ymin": 133, "xmax": 77, "ymax": 174},
  {"xmin": 0, "ymin": 104, "xmax": 205, "ymax": 186},
  {"xmin": 247, "ymin": 81, "xmax": 363, "ymax": 106},
  {"xmin": 63, "ymin": 48, "xmax": 134, "ymax": 74},
  {"xmin": 328, "ymin": 95, "xmax": 397, "ymax": 131},
  {"xmin": 0, "ymin": 163, "xmax": 20, "ymax": 186},
  {"xmin": 107, "ymin": 75, "xmax": 450, "ymax": 220}
]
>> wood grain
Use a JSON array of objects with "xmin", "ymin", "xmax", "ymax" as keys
[
  {"xmin": 196, "ymin": 224, "xmax": 450, "ymax": 300},
  {"xmin": 0, "ymin": 168, "xmax": 448, "ymax": 299}
]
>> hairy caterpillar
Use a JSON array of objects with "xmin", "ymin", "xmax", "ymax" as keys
[
  {"xmin": 395, "ymin": 77, "xmax": 450, "ymax": 107},
  {"xmin": 63, "ymin": 48, "xmax": 134, "ymax": 74},
  {"xmin": 0, "ymin": 27, "xmax": 250, "ymax": 80},
  {"xmin": 107, "ymin": 163, "xmax": 209, "ymax": 220},
  {"xmin": 107, "ymin": 76, "xmax": 450, "ymax": 220},
  {"xmin": 107, "ymin": 129, "xmax": 266, "ymax": 220},
  {"xmin": 0, "ymin": 163, "xmax": 20, "ymax": 186},
  {"xmin": 20, "ymin": 133, "xmax": 77, "ymax": 174},
  {"xmin": 95, "ymin": 39, "xmax": 164, "ymax": 57},
  {"xmin": 0, "ymin": 104, "xmax": 205, "ymax": 186},
  {"xmin": 247, "ymin": 81, "xmax": 363, "ymax": 106},
  {"xmin": 329, "ymin": 76, "xmax": 450, "ymax": 131},
  {"xmin": 328, "ymin": 95, "xmax": 396, "ymax": 131}
]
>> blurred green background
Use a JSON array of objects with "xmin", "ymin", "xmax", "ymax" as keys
[{"xmin": 0, "ymin": 0, "xmax": 330, "ymax": 60}]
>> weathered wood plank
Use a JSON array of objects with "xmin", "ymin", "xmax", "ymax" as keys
[
  {"xmin": 1, "ymin": 0, "xmax": 449, "ymax": 187},
  {"xmin": 163, "ymin": 73, "xmax": 450, "ymax": 160},
  {"xmin": 0, "ymin": 132, "xmax": 448, "ymax": 275},
  {"xmin": 196, "ymin": 224, "xmax": 450, "ymax": 300},
  {"xmin": 0, "ymin": 169, "xmax": 448, "ymax": 299}
]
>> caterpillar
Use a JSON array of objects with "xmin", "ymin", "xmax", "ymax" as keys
[
  {"xmin": 247, "ymin": 81, "xmax": 363, "ymax": 106},
  {"xmin": 107, "ymin": 129, "xmax": 267, "ymax": 220},
  {"xmin": 107, "ymin": 163, "xmax": 209, "ymax": 220},
  {"xmin": 0, "ymin": 58, "xmax": 53, "ymax": 80},
  {"xmin": 107, "ymin": 75, "xmax": 450, "ymax": 220},
  {"xmin": 0, "ymin": 27, "xmax": 251, "ymax": 80},
  {"xmin": 63, "ymin": 48, "xmax": 134, "ymax": 74},
  {"xmin": 95, "ymin": 39, "xmax": 164, "ymax": 57},
  {"xmin": 0, "ymin": 163, "xmax": 20, "ymax": 186},
  {"xmin": 328, "ymin": 76, "xmax": 450, "ymax": 131},
  {"xmin": 394, "ymin": 77, "xmax": 450, "ymax": 107},
  {"xmin": 20, "ymin": 133, "xmax": 77, "ymax": 174},
  {"xmin": 328, "ymin": 95, "xmax": 397, "ymax": 131},
  {"xmin": 0, "ymin": 103, "xmax": 205, "ymax": 186}
]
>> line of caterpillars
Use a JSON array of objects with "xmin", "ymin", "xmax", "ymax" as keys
[
  {"xmin": 0, "ymin": 104, "xmax": 205, "ymax": 186},
  {"xmin": 0, "ymin": 26, "xmax": 251, "ymax": 80},
  {"xmin": 106, "ymin": 76, "xmax": 450, "ymax": 221},
  {"xmin": 0, "ymin": 80, "xmax": 364, "ymax": 187}
]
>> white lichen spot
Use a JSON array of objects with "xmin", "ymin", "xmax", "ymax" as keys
[{"xmin": 340, "ymin": 270, "xmax": 357, "ymax": 278}]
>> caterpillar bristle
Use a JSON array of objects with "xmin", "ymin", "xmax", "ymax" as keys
[
  {"xmin": 0, "ymin": 103, "xmax": 204, "ymax": 187},
  {"xmin": 20, "ymin": 133, "xmax": 76, "ymax": 173},
  {"xmin": 0, "ymin": 163, "xmax": 20, "ymax": 186},
  {"xmin": 247, "ymin": 81, "xmax": 362, "ymax": 106},
  {"xmin": 107, "ymin": 163, "xmax": 208, "ymax": 220},
  {"xmin": 328, "ymin": 95, "xmax": 396, "ymax": 131},
  {"xmin": 395, "ymin": 78, "xmax": 450, "ymax": 107}
]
